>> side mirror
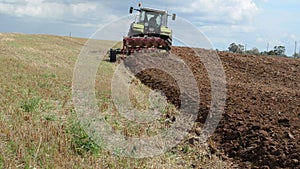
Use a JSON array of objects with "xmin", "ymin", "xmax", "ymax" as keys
[
  {"xmin": 172, "ymin": 14, "xmax": 176, "ymax": 20},
  {"xmin": 129, "ymin": 7, "xmax": 134, "ymax": 14}
]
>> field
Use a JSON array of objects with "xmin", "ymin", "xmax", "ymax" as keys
[
  {"xmin": 0, "ymin": 33, "xmax": 227, "ymax": 168},
  {"xmin": 0, "ymin": 33, "xmax": 299, "ymax": 168}
]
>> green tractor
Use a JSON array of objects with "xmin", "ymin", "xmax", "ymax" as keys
[{"xmin": 109, "ymin": 4, "xmax": 176, "ymax": 62}]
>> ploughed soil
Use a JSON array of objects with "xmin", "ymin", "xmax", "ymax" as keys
[{"xmin": 123, "ymin": 47, "xmax": 300, "ymax": 168}]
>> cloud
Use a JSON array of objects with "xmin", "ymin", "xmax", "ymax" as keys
[
  {"xmin": 71, "ymin": 3, "xmax": 97, "ymax": 17},
  {"xmin": 0, "ymin": 0, "xmax": 261, "ymax": 27},
  {"xmin": 0, "ymin": 0, "xmax": 97, "ymax": 20},
  {"xmin": 172, "ymin": 0, "xmax": 259, "ymax": 25}
]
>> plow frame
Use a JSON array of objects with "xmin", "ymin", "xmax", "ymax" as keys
[{"xmin": 108, "ymin": 36, "xmax": 170, "ymax": 62}]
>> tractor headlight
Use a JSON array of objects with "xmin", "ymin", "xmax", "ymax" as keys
[{"xmin": 145, "ymin": 22, "xmax": 149, "ymax": 27}]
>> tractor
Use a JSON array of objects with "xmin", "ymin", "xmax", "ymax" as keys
[{"xmin": 109, "ymin": 4, "xmax": 176, "ymax": 62}]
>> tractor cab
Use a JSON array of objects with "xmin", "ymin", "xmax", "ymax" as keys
[
  {"xmin": 136, "ymin": 8, "xmax": 168, "ymax": 29},
  {"xmin": 128, "ymin": 6, "xmax": 175, "ymax": 37}
]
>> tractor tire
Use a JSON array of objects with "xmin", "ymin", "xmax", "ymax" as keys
[
  {"xmin": 109, "ymin": 49, "xmax": 117, "ymax": 62},
  {"xmin": 126, "ymin": 48, "xmax": 131, "ymax": 56}
]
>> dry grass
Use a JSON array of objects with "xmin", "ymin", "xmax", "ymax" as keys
[{"xmin": 0, "ymin": 33, "xmax": 231, "ymax": 168}]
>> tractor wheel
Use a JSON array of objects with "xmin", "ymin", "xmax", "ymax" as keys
[
  {"xmin": 109, "ymin": 49, "xmax": 117, "ymax": 62},
  {"xmin": 126, "ymin": 48, "xmax": 131, "ymax": 56}
]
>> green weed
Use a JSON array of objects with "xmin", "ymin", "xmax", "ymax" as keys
[
  {"xmin": 20, "ymin": 97, "xmax": 41, "ymax": 112},
  {"xmin": 67, "ymin": 121, "xmax": 101, "ymax": 156},
  {"xmin": 0, "ymin": 154, "xmax": 3, "ymax": 169}
]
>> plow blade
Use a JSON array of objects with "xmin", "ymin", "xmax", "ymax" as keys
[{"xmin": 123, "ymin": 37, "xmax": 170, "ymax": 50}]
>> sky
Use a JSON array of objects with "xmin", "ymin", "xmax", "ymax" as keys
[{"xmin": 0, "ymin": 0, "xmax": 299, "ymax": 56}]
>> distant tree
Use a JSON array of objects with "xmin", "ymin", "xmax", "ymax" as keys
[
  {"xmin": 228, "ymin": 43, "xmax": 245, "ymax": 53},
  {"xmin": 228, "ymin": 43, "xmax": 237, "ymax": 53},
  {"xmin": 267, "ymin": 46, "xmax": 286, "ymax": 56},
  {"xmin": 267, "ymin": 50, "xmax": 275, "ymax": 55},
  {"xmin": 261, "ymin": 51, "xmax": 269, "ymax": 55},
  {"xmin": 274, "ymin": 46, "xmax": 286, "ymax": 56},
  {"xmin": 275, "ymin": 46, "xmax": 286, "ymax": 56},
  {"xmin": 293, "ymin": 52, "xmax": 300, "ymax": 58},
  {"xmin": 247, "ymin": 47, "xmax": 260, "ymax": 55}
]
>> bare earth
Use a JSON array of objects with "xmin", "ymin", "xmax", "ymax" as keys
[{"xmin": 124, "ymin": 47, "xmax": 300, "ymax": 168}]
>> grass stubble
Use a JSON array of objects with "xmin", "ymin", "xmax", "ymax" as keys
[{"xmin": 0, "ymin": 33, "xmax": 230, "ymax": 168}]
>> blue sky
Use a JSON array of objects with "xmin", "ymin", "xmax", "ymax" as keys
[{"xmin": 0, "ymin": 0, "xmax": 299, "ymax": 56}]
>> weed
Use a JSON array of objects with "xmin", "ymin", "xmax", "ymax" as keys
[
  {"xmin": 181, "ymin": 145, "xmax": 192, "ymax": 154},
  {"xmin": 43, "ymin": 115, "xmax": 57, "ymax": 121},
  {"xmin": 20, "ymin": 97, "xmax": 41, "ymax": 112},
  {"xmin": 0, "ymin": 155, "xmax": 3, "ymax": 169},
  {"xmin": 67, "ymin": 121, "xmax": 101, "ymax": 156},
  {"xmin": 7, "ymin": 141, "xmax": 18, "ymax": 155}
]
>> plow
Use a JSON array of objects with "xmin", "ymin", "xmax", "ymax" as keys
[{"xmin": 109, "ymin": 3, "xmax": 176, "ymax": 62}]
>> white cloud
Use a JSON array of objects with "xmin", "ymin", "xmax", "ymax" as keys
[
  {"xmin": 0, "ymin": 3, "xmax": 14, "ymax": 13},
  {"xmin": 256, "ymin": 0, "xmax": 268, "ymax": 2},
  {"xmin": 0, "ymin": 0, "xmax": 261, "ymax": 26},
  {"xmin": 0, "ymin": 0, "xmax": 97, "ymax": 19},
  {"xmin": 173, "ymin": 0, "xmax": 259, "ymax": 24},
  {"xmin": 71, "ymin": 3, "xmax": 96, "ymax": 17}
]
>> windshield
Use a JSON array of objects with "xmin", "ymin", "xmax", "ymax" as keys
[{"xmin": 137, "ymin": 10, "xmax": 167, "ymax": 26}]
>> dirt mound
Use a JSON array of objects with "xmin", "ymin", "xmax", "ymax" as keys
[{"xmin": 124, "ymin": 47, "xmax": 300, "ymax": 168}]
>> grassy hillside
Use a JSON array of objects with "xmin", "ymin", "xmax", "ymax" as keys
[{"xmin": 0, "ymin": 33, "xmax": 228, "ymax": 168}]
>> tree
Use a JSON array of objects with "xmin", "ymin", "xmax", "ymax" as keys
[
  {"xmin": 274, "ymin": 46, "xmax": 286, "ymax": 56},
  {"xmin": 293, "ymin": 52, "xmax": 300, "ymax": 58},
  {"xmin": 267, "ymin": 46, "xmax": 286, "ymax": 56},
  {"xmin": 247, "ymin": 47, "xmax": 260, "ymax": 55},
  {"xmin": 228, "ymin": 43, "xmax": 245, "ymax": 53},
  {"xmin": 261, "ymin": 51, "xmax": 269, "ymax": 55},
  {"xmin": 267, "ymin": 50, "xmax": 275, "ymax": 55}
]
